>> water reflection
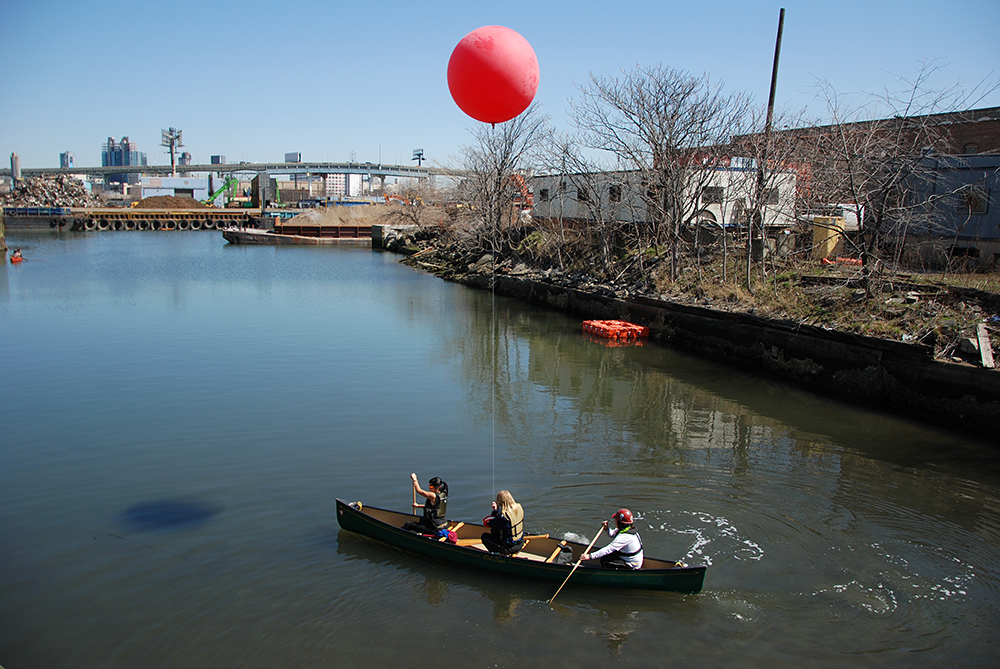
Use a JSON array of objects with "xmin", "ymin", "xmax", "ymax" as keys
[
  {"xmin": 584, "ymin": 609, "xmax": 639, "ymax": 654},
  {"xmin": 334, "ymin": 528, "xmax": 684, "ymax": 646},
  {"xmin": 447, "ymin": 292, "xmax": 1000, "ymax": 563},
  {"xmin": 454, "ymin": 293, "xmax": 999, "ymax": 482}
]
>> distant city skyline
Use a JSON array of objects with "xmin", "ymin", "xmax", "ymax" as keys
[{"xmin": 2, "ymin": 0, "xmax": 997, "ymax": 170}]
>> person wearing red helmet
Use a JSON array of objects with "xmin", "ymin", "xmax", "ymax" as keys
[{"xmin": 581, "ymin": 508, "xmax": 644, "ymax": 570}]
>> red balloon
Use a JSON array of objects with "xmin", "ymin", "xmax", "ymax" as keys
[{"xmin": 447, "ymin": 25, "xmax": 539, "ymax": 125}]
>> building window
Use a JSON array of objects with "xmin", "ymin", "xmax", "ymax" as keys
[
  {"xmin": 765, "ymin": 188, "xmax": 779, "ymax": 205},
  {"xmin": 957, "ymin": 186, "xmax": 989, "ymax": 214},
  {"xmin": 539, "ymin": 188, "xmax": 549, "ymax": 202},
  {"xmin": 702, "ymin": 186, "xmax": 724, "ymax": 204},
  {"xmin": 609, "ymin": 184, "xmax": 622, "ymax": 203},
  {"xmin": 577, "ymin": 186, "xmax": 590, "ymax": 203},
  {"xmin": 963, "ymin": 143, "xmax": 979, "ymax": 154}
]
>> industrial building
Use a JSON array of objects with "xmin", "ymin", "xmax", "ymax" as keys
[
  {"xmin": 531, "ymin": 164, "xmax": 798, "ymax": 232},
  {"xmin": 907, "ymin": 153, "xmax": 1000, "ymax": 268},
  {"xmin": 139, "ymin": 176, "xmax": 210, "ymax": 201}
]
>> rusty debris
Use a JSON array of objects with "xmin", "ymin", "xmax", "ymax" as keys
[{"xmin": 1, "ymin": 175, "xmax": 104, "ymax": 208}]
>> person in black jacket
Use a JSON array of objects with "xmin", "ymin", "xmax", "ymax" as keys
[
  {"xmin": 481, "ymin": 490, "xmax": 524, "ymax": 554},
  {"xmin": 403, "ymin": 473, "xmax": 448, "ymax": 535}
]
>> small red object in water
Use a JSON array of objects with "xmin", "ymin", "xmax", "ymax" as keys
[
  {"xmin": 582, "ymin": 320, "xmax": 649, "ymax": 340},
  {"xmin": 583, "ymin": 332, "xmax": 644, "ymax": 348}
]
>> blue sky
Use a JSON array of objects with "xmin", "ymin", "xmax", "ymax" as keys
[{"xmin": 2, "ymin": 0, "xmax": 997, "ymax": 170}]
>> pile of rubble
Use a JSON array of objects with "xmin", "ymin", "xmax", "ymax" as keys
[{"xmin": 1, "ymin": 175, "xmax": 104, "ymax": 208}]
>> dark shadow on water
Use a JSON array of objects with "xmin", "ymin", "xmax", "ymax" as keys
[{"xmin": 121, "ymin": 499, "xmax": 222, "ymax": 532}]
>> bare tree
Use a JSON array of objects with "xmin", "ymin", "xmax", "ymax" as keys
[
  {"xmin": 458, "ymin": 105, "xmax": 551, "ymax": 256},
  {"xmin": 538, "ymin": 133, "xmax": 630, "ymax": 276},
  {"xmin": 569, "ymin": 65, "xmax": 753, "ymax": 281},
  {"xmin": 379, "ymin": 177, "xmax": 456, "ymax": 229},
  {"xmin": 798, "ymin": 62, "xmax": 997, "ymax": 294},
  {"xmin": 729, "ymin": 106, "xmax": 810, "ymax": 286}
]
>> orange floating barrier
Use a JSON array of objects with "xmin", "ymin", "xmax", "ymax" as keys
[
  {"xmin": 583, "ymin": 332, "xmax": 644, "ymax": 348},
  {"xmin": 582, "ymin": 320, "xmax": 649, "ymax": 339}
]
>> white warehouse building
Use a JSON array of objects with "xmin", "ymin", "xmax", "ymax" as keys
[{"xmin": 531, "ymin": 162, "xmax": 798, "ymax": 231}]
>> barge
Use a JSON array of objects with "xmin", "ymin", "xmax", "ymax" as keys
[
  {"xmin": 2, "ymin": 206, "xmax": 265, "ymax": 231},
  {"xmin": 223, "ymin": 220, "xmax": 372, "ymax": 245}
]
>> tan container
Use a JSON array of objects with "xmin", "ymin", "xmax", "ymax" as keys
[{"xmin": 812, "ymin": 216, "xmax": 845, "ymax": 259}]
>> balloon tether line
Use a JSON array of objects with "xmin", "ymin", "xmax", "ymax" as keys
[{"xmin": 491, "ymin": 200, "xmax": 497, "ymax": 499}]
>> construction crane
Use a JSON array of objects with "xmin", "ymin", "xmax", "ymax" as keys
[
  {"xmin": 511, "ymin": 174, "xmax": 533, "ymax": 209},
  {"xmin": 205, "ymin": 176, "xmax": 238, "ymax": 206}
]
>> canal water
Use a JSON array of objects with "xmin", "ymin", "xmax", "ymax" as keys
[{"xmin": 2, "ymin": 231, "xmax": 999, "ymax": 667}]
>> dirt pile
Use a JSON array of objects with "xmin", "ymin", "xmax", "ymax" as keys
[
  {"xmin": 287, "ymin": 206, "xmax": 384, "ymax": 225},
  {"xmin": 2, "ymin": 175, "xmax": 103, "ymax": 208},
  {"xmin": 289, "ymin": 203, "xmax": 446, "ymax": 229},
  {"xmin": 134, "ymin": 195, "xmax": 207, "ymax": 209}
]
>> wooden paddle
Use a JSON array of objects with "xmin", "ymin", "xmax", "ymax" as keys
[{"xmin": 548, "ymin": 526, "xmax": 604, "ymax": 605}]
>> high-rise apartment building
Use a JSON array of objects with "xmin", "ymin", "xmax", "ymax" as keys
[{"xmin": 102, "ymin": 137, "xmax": 147, "ymax": 184}]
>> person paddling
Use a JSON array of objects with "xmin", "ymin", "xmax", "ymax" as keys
[
  {"xmin": 402, "ymin": 473, "xmax": 448, "ymax": 535},
  {"xmin": 580, "ymin": 508, "xmax": 644, "ymax": 570}
]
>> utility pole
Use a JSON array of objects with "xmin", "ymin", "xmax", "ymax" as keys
[
  {"xmin": 764, "ymin": 9, "xmax": 784, "ymax": 144},
  {"xmin": 749, "ymin": 8, "xmax": 785, "ymax": 287}
]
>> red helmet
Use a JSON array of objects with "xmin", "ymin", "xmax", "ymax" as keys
[{"xmin": 613, "ymin": 508, "xmax": 634, "ymax": 525}]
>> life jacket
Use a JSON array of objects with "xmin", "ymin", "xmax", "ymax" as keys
[
  {"xmin": 423, "ymin": 491, "xmax": 448, "ymax": 529},
  {"xmin": 498, "ymin": 505, "xmax": 524, "ymax": 546},
  {"xmin": 615, "ymin": 526, "xmax": 643, "ymax": 557}
]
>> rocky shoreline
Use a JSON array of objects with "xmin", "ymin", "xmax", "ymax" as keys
[{"xmin": 384, "ymin": 231, "xmax": 1000, "ymax": 441}]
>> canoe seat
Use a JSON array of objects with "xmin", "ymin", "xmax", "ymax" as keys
[
  {"xmin": 436, "ymin": 536, "xmax": 552, "ymax": 562},
  {"xmin": 545, "ymin": 540, "xmax": 569, "ymax": 563},
  {"xmin": 459, "ymin": 538, "xmax": 533, "ymax": 558},
  {"xmin": 506, "ymin": 538, "xmax": 529, "ymax": 557}
]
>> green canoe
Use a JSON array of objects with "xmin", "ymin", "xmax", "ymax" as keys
[{"xmin": 335, "ymin": 498, "xmax": 706, "ymax": 594}]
